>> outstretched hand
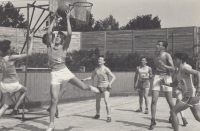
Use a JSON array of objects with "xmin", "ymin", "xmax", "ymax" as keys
[{"xmin": 65, "ymin": 10, "xmax": 71, "ymax": 19}]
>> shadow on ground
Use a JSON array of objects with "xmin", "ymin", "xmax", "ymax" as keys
[{"xmin": 72, "ymin": 114, "xmax": 106, "ymax": 122}]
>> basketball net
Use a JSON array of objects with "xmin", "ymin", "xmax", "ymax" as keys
[
  {"xmin": 70, "ymin": 2, "xmax": 92, "ymax": 26},
  {"xmin": 49, "ymin": 1, "xmax": 92, "ymax": 26}
]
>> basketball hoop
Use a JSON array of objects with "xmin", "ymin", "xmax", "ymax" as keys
[{"xmin": 69, "ymin": 2, "xmax": 93, "ymax": 26}]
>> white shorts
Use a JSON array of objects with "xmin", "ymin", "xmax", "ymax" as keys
[
  {"xmin": 152, "ymin": 75, "xmax": 172, "ymax": 92},
  {"xmin": 51, "ymin": 67, "xmax": 75, "ymax": 85},
  {"xmin": 0, "ymin": 82, "xmax": 22, "ymax": 93}
]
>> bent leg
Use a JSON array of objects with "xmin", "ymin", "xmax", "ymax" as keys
[
  {"xmin": 69, "ymin": 77, "xmax": 99, "ymax": 93},
  {"xmin": 0, "ymin": 93, "xmax": 10, "ymax": 117},
  {"xmin": 176, "ymin": 93, "xmax": 185, "ymax": 118},
  {"xmin": 190, "ymin": 103, "xmax": 200, "ymax": 122},
  {"xmin": 171, "ymin": 101, "xmax": 189, "ymax": 131},
  {"xmin": 13, "ymin": 86, "xmax": 27, "ymax": 110}
]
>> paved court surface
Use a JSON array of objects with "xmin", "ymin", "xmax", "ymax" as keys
[{"xmin": 0, "ymin": 95, "xmax": 199, "ymax": 131}]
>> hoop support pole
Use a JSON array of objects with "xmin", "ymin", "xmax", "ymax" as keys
[
  {"xmin": 33, "ymin": 35, "xmax": 43, "ymax": 38},
  {"xmin": 29, "ymin": 7, "xmax": 35, "ymax": 30},
  {"xmin": 22, "ymin": 3, "xmax": 30, "ymax": 121},
  {"xmin": 31, "ymin": 9, "xmax": 46, "ymax": 33},
  {"xmin": 30, "ymin": 4, "xmax": 49, "ymax": 12},
  {"xmin": 34, "ymin": 13, "xmax": 51, "ymax": 34}
]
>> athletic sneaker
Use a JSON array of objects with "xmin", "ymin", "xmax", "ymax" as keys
[
  {"xmin": 106, "ymin": 117, "xmax": 111, "ymax": 123},
  {"xmin": 11, "ymin": 109, "xmax": 19, "ymax": 115},
  {"xmin": 149, "ymin": 118, "xmax": 156, "ymax": 130},
  {"xmin": 135, "ymin": 107, "xmax": 142, "ymax": 112},
  {"xmin": 46, "ymin": 126, "xmax": 55, "ymax": 131},
  {"xmin": 144, "ymin": 108, "xmax": 149, "ymax": 114},
  {"xmin": 93, "ymin": 114, "xmax": 100, "ymax": 119},
  {"xmin": 182, "ymin": 117, "xmax": 188, "ymax": 126}
]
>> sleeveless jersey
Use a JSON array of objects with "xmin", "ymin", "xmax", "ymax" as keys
[
  {"xmin": 1, "ymin": 56, "xmax": 19, "ymax": 83},
  {"xmin": 137, "ymin": 66, "xmax": 150, "ymax": 81},
  {"xmin": 176, "ymin": 64, "xmax": 196, "ymax": 97},
  {"xmin": 48, "ymin": 45, "xmax": 66, "ymax": 71},
  {"xmin": 96, "ymin": 66, "xmax": 109, "ymax": 87},
  {"xmin": 154, "ymin": 53, "xmax": 170, "ymax": 75}
]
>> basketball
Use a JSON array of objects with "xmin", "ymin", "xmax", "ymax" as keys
[{"xmin": 57, "ymin": 5, "xmax": 70, "ymax": 18}]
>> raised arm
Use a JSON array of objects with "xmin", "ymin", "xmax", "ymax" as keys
[
  {"xmin": 9, "ymin": 33, "xmax": 33, "ymax": 61},
  {"xmin": 47, "ymin": 13, "xmax": 58, "ymax": 34},
  {"xmin": 82, "ymin": 69, "xmax": 97, "ymax": 81},
  {"xmin": 43, "ymin": 13, "xmax": 58, "ymax": 47},
  {"xmin": 63, "ymin": 11, "xmax": 72, "ymax": 52}
]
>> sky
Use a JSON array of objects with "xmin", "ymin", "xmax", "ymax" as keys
[{"xmin": 1, "ymin": 0, "xmax": 200, "ymax": 29}]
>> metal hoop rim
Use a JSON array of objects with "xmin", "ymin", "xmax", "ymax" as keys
[{"xmin": 70, "ymin": 2, "xmax": 93, "ymax": 7}]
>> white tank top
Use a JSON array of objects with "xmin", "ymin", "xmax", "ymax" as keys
[
  {"xmin": 137, "ymin": 66, "xmax": 150, "ymax": 81},
  {"xmin": 176, "ymin": 63, "xmax": 196, "ymax": 97}
]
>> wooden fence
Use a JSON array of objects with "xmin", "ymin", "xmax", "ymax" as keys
[
  {"xmin": 1, "ymin": 26, "xmax": 199, "ymax": 57},
  {"xmin": 0, "ymin": 27, "xmax": 81, "ymax": 53},
  {"xmin": 0, "ymin": 72, "xmax": 136, "ymax": 107},
  {"xmin": 82, "ymin": 27, "xmax": 199, "ymax": 57}
]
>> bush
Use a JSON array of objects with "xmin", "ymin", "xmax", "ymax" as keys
[{"xmin": 15, "ymin": 49, "xmax": 196, "ymax": 72}]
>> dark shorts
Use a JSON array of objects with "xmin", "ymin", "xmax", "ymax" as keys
[
  {"xmin": 181, "ymin": 96, "xmax": 200, "ymax": 107},
  {"xmin": 97, "ymin": 86, "xmax": 111, "ymax": 93},
  {"xmin": 137, "ymin": 80, "xmax": 150, "ymax": 90}
]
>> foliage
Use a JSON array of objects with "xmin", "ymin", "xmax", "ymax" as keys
[
  {"xmin": 93, "ymin": 15, "xmax": 119, "ymax": 31},
  {"xmin": 0, "ymin": 2, "xmax": 27, "ymax": 28},
  {"xmin": 120, "ymin": 14, "xmax": 161, "ymax": 30},
  {"xmin": 13, "ymin": 49, "xmax": 164, "ymax": 72},
  {"xmin": 15, "ymin": 49, "xmax": 196, "ymax": 72}
]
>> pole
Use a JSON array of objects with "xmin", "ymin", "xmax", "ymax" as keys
[
  {"xmin": 172, "ymin": 32, "xmax": 174, "ymax": 56},
  {"xmin": 22, "ymin": 3, "xmax": 30, "ymax": 121}
]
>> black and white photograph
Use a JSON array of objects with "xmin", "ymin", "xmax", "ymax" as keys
[{"xmin": 0, "ymin": 0, "xmax": 200, "ymax": 131}]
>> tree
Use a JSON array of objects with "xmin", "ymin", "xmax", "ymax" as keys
[
  {"xmin": 93, "ymin": 15, "xmax": 119, "ymax": 31},
  {"xmin": 0, "ymin": 2, "xmax": 27, "ymax": 28},
  {"xmin": 120, "ymin": 14, "xmax": 161, "ymax": 30}
]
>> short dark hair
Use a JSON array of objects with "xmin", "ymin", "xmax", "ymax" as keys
[
  {"xmin": 141, "ymin": 56, "xmax": 147, "ymax": 61},
  {"xmin": 158, "ymin": 40, "xmax": 168, "ymax": 49},
  {"xmin": 0, "ymin": 40, "xmax": 11, "ymax": 53},
  {"xmin": 42, "ymin": 33, "xmax": 55, "ymax": 45},
  {"xmin": 174, "ymin": 52, "xmax": 189, "ymax": 63}
]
